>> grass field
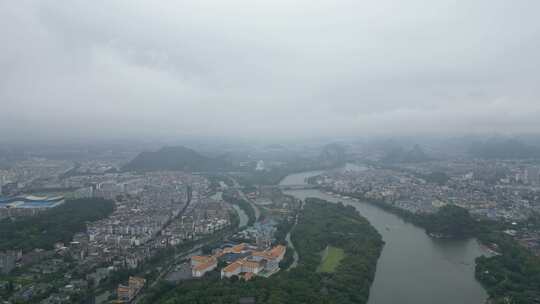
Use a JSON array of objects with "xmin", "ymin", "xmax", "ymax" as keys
[{"xmin": 318, "ymin": 246, "xmax": 345, "ymax": 273}]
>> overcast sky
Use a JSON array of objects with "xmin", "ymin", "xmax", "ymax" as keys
[{"xmin": 1, "ymin": 0, "xmax": 540, "ymax": 142}]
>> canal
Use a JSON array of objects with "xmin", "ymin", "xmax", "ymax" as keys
[
  {"xmin": 280, "ymin": 169, "xmax": 488, "ymax": 304},
  {"xmin": 213, "ymin": 191, "xmax": 249, "ymax": 228}
]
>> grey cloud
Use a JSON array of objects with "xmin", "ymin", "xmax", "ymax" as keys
[{"xmin": 1, "ymin": 0, "xmax": 540, "ymax": 142}]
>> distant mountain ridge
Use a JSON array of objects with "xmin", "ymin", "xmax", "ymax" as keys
[
  {"xmin": 122, "ymin": 146, "xmax": 231, "ymax": 172},
  {"xmin": 382, "ymin": 144, "xmax": 431, "ymax": 163},
  {"xmin": 319, "ymin": 143, "xmax": 346, "ymax": 165},
  {"xmin": 469, "ymin": 139, "xmax": 540, "ymax": 159}
]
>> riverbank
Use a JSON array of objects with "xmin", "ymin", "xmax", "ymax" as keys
[
  {"xmin": 281, "ymin": 169, "xmax": 489, "ymax": 304},
  {"xmin": 222, "ymin": 191, "xmax": 256, "ymax": 226},
  {"xmin": 306, "ymin": 184, "xmax": 540, "ymax": 303},
  {"xmin": 139, "ymin": 198, "xmax": 384, "ymax": 304},
  {"xmin": 320, "ymin": 188, "xmax": 478, "ymax": 238}
]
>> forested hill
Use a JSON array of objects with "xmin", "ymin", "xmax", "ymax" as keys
[
  {"xmin": 122, "ymin": 146, "xmax": 232, "ymax": 172},
  {"xmin": 382, "ymin": 144, "xmax": 431, "ymax": 163}
]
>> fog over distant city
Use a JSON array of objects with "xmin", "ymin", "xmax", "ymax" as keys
[{"xmin": 1, "ymin": 0, "xmax": 540, "ymax": 141}]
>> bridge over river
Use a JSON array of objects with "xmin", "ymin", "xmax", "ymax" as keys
[
  {"xmin": 225, "ymin": 184, "xmax": 318, "ymax": 191},
  {"xmin": 276, "ymin": 184, "xmax": 318, "ymax": 190}
]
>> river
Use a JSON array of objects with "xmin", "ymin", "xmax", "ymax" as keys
[
  {"xmin": 212, "ymin": 191, "xmax": 249, "ymax": 228},
  {"xmin": 280, "ymin": 168, "xmax": 488, "ymax": 304}
]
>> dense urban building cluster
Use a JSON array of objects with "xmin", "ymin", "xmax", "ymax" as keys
[
  {"xmin": 0, "ymin": 158, "xmax": 240, "ymax": 303},
  {"xmin": 311, "ymin": 161, "xmax": 540, "ymax": 254},
  {"xmin": 3, "ymin": 142, "xmax": 540, "ymax": 303},
  {"xmin": 190, "ymin": 243, "xmax": 286, "ymax": 280},
  {"xmin": 0, "ymin": 159, "xmax": 73, "ymax": 195},
  {"xmin": 314, "ymin": 161, "xmax": 540, "ymax": 219},
  {"xmin": 158, "ymin": 183, "xmax": 298, "ymax": 288}
]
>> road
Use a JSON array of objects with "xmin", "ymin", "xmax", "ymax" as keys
[
  {"xmin": 149, "ymin": 245, "xmax": 203, "ymax": 289},
  {"xmin": 132, "ymin": 244, "xmax": 204, "ymax": 304},
  {"xmin": 285, "ymin": 199, "xmax": 305, "ymax": 270},
  {"xmin": 133, "ymin": 186, "xmax": 244, "ymax": 303},
  {"xmin": 134, "ymin": 226, "xmax": 239, "ymax": 303},
  {"xmin": 285, "ymin": 230, "xmax": 299, "ymax": 270}
]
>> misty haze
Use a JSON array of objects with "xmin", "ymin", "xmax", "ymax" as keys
[{"xmin": 1, "ymin": 1, "xmax": 540, "ymax": 304}]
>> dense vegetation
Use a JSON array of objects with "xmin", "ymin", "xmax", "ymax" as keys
[
  {"xmin": 421, "ymin": 205, "xmax": 476, "ymax": 238},
  {"xmin": 273, "ymin": 218, "xmax": 294, "ymax": 245},
  {"xmin": 222, "ymin": 191, "xmax": 256, "ymax": 226},
  {"xmin": 123, "ymin": 146, "xmax": 232, "ymax": 172},
  {"xmin": 474, "ymin": 225, "xmax": 540, "ymax": 303},
  {"xmin": 0, "ymin": 198, "xmax": 114, "ymax": 251},
  {"xmin": 141, "ymin": 198, "xmax": 384, "ymax": 304},
  {"xmin": 335, "ymin": 189, "xmax": 477, "ymax": 238},
  {"xmin": 290, "ymin": 198, "xmax": 383, "ymax": 304}
]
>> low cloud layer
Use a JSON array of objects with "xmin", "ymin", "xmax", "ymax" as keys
[{"xmin": 1, "ymin": 0, "xmax": 540, "ymax": 141}]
